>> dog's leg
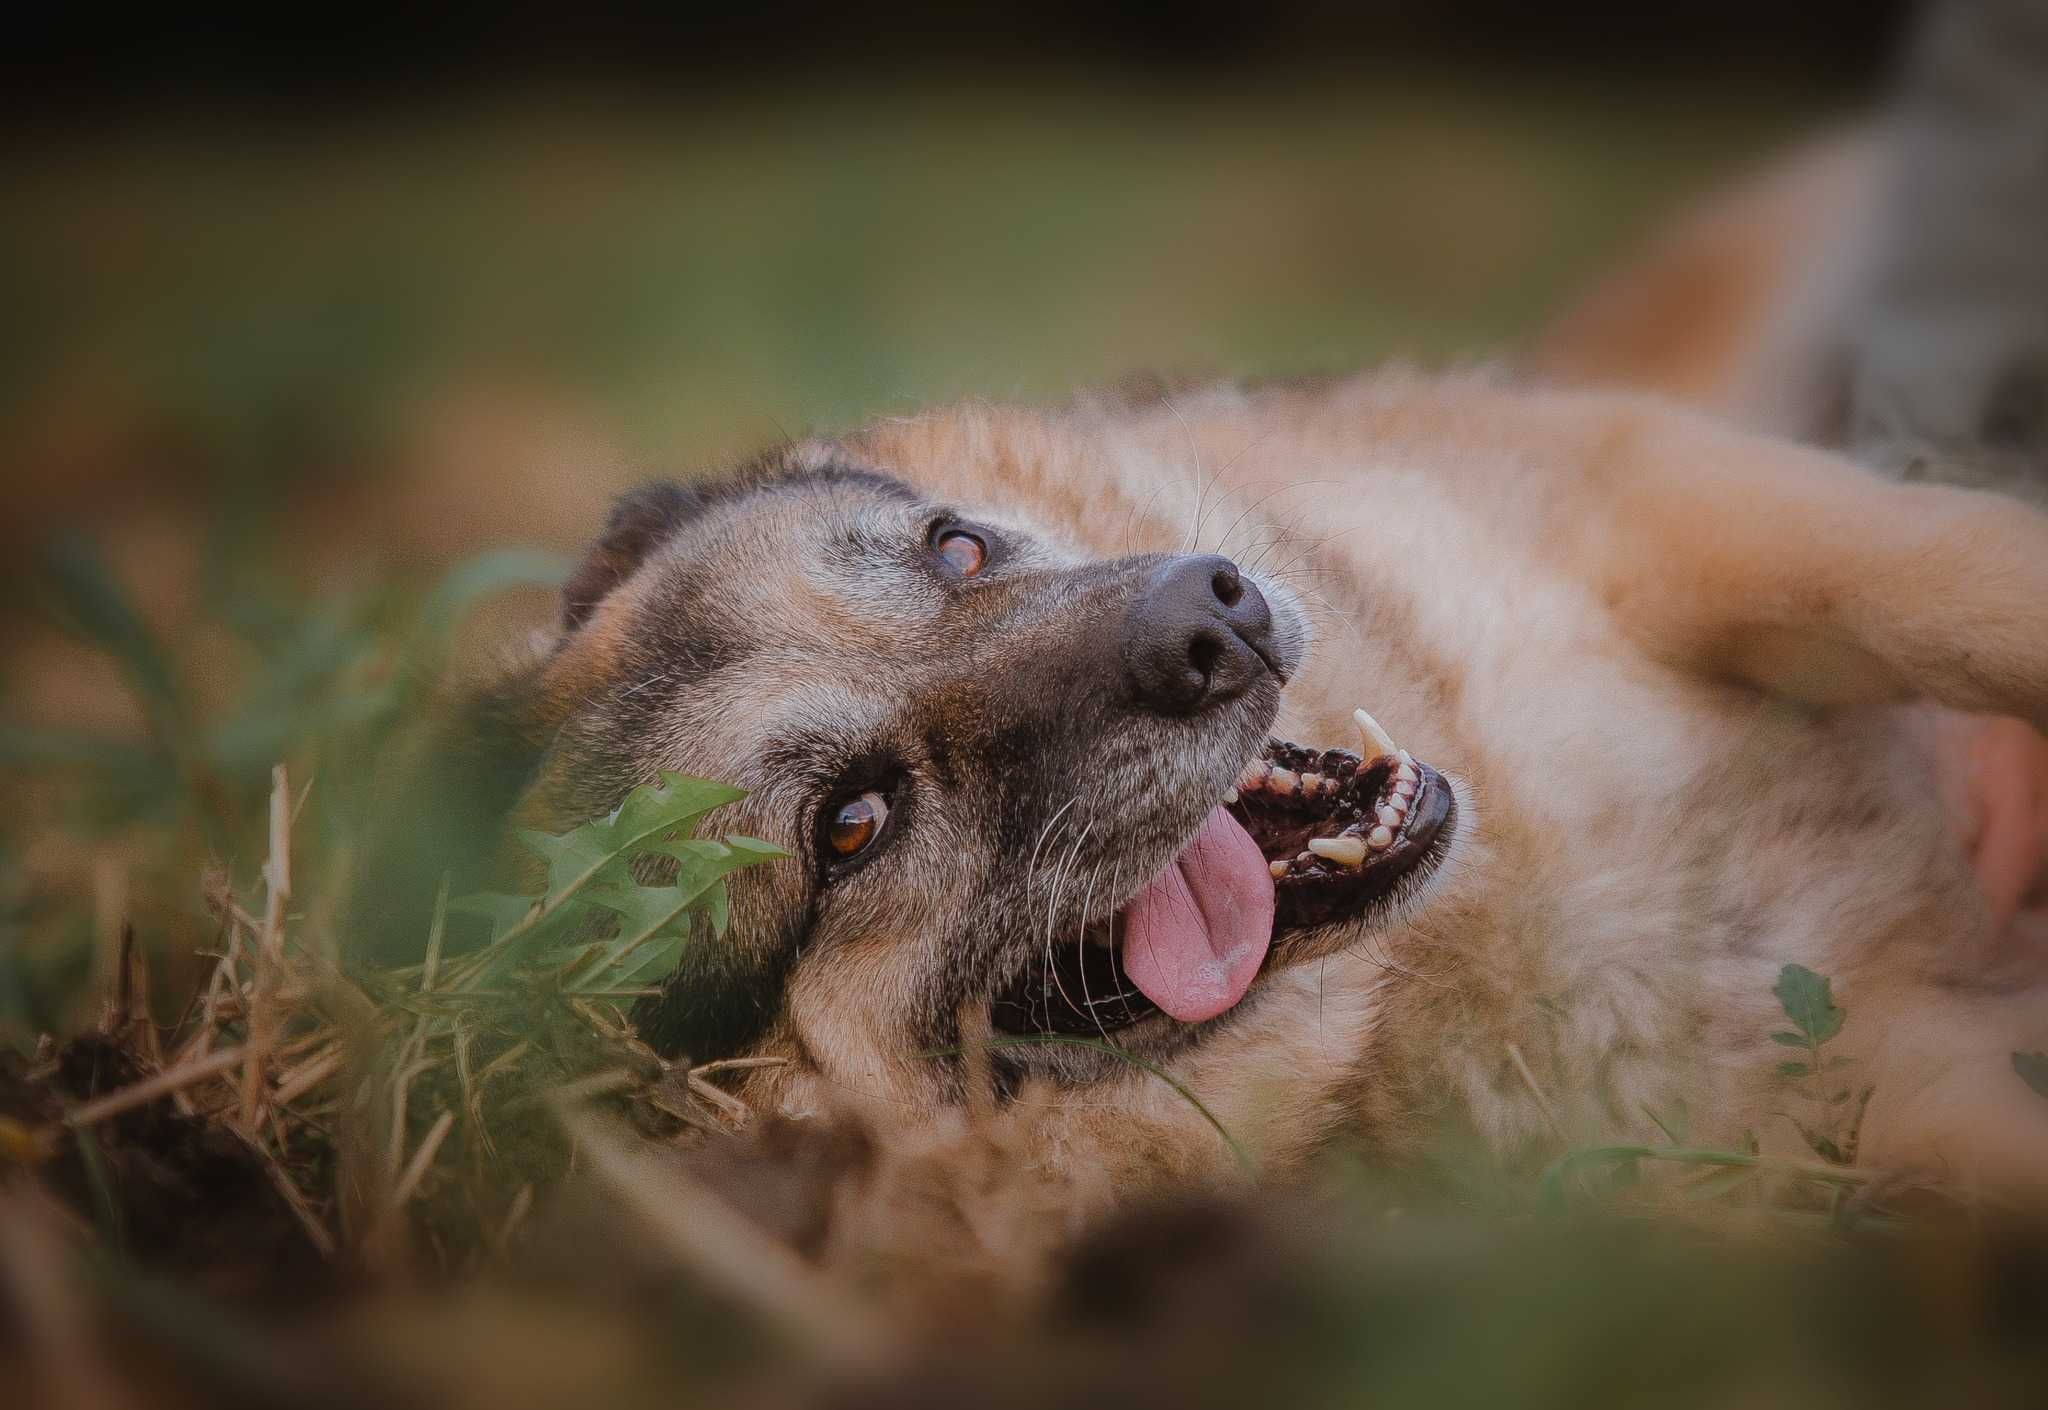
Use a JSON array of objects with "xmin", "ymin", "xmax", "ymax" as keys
[{"xmin": 1542, "ymin": 399, "xmax": 2048, "ymax": 731}]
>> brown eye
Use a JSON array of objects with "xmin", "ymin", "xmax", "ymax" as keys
[
  {"xmin": 934, "ymin": 528, "xmax": 987, "ymax": 577},
  {"xmin": 825, "ymin": 789, "xmax": 890, "ymax": 859}
]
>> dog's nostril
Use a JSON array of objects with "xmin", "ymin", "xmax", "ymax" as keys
[{"xmin": 1122, "ymin": 553, "xmax": 1275, "ymax": 715}]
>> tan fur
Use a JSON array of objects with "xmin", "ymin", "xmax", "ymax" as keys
[{"xmin": 686, "ymin": 370, "xmax": 2048, "ymax": 1194}]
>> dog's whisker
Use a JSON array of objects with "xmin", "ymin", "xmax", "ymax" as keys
[
  {"xmin": 1075, "ymin": 859, "xmax": 1116, "ymax": 1045},
  {"xmin": 1041, "ymin": 820, "xmax": 1096, "ymax": 1021},
  {"xmin": 1185, "ymin": 432, "xmax": 1284, "ymax": 558},
  {"xmin": 1028, "ymin": 798, "xmax": 1081, "ymax": 1010},
  {"xmin": 1162, "ymin": 392, "xmax": 1216, "ymax": 558},
  {"xmin": 1209, "ymin": 474, "xmax": 1339, "ymax": 562},
  {"xmin": 1266, "ymin": 525, "xmax": 1365, "ymax": 584}
]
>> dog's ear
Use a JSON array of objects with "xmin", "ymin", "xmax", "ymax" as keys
[
  {"xmin": 1575, "ymin": 408, "xmax": 2048, "ymax": 729},
  {"xmin": 561, "ymin": 482, "xmax": 700, "ymax": 631}
]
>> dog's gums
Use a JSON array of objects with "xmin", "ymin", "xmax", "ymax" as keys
[{"xmin": 987, "ymin": 708, "xmax": 1456, "ymax": 1039}]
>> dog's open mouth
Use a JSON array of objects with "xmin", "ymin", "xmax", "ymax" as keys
[{"xmin": 989, "ymin": 709, "xmax": 1456, "ymax": 1038}]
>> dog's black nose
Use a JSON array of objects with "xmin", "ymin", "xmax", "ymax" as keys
[{"xmin": 1121, "ymin": 554, "xmax": 1276, "ymax": 715}]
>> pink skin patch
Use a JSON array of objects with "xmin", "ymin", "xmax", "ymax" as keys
[
  {"xmin": 1120, "ymin": 807, "xmax": 1276, "ymax": 1023},
  {"xmin": 1934, "ymin": 711, "xmax": 2048, "ymax": 938}
]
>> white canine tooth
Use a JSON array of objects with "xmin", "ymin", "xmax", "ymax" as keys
[
  {"xmin": 1300, "ymin": 771, "xmax": 1325, "ymax": 796},
  {"xmin": 1239, "ymin": 762, "xmax": 1269, "ymax": 792},
  {"xmin": 1308, "ymin": 835, "xmax": 1369, "ymax": 867},
  {"xmin": 1223, "ymin": 788, "xmax": 1239, "ymax": 805},
  {"xmin": 1389, "ymin": 792, "xmax": 1410, "ymax": 815},
  {"xmin": 1395, "ymin": 764, "xmax": 1419, "ymax": 786},
  {"xmin": 1394, "ymin": 779, "xmax": 1416, "ymax": 799},
  {"xmin": 1368, "ymin": 824, "xmax": 1395, "ymax": 850},
  {"xmin": 1353, "ymin": 707, "xmax": 1398, "ymax": 760},
  {"xmin": 1269, "ymin": 859, "xmax": 1290, "ymax": 880},
  {"xmin": 1376, "ymin": 804, "xmax": 1401, "ymax": 828},
  {"xmin": 1296, "ymin": 851, "xmax": 1316, "ymax": 867},
  {"xmin": 1269, "ymin": 768, "xmax": 1299, "ymax": 797},
  {"xmin": 1396, "ymin": 749, "xmax": 1414, "ymax": 769}
]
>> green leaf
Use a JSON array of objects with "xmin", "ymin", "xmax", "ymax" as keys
[
  {"xmin": 1772, "ymin": 964, "xmax": 1845, "ymax": 1045},
  {"xmin": 2012, "ymin": 1051, "xmax": 2048, "ymax": 1100},
  {"xmin": 467, "ymin": 772, "xmax": 777, "ymax": 991},
  {"xmin": 584, "ymin": 874, "xmax": 720, "ymax": 954},
  {"xmin": 1776, "ymin": 1061, "xmax": 1811, "ymax": 1078},
  {"xmin": 640, "ymin": 836, "xmax": 735, "ymax": 870},
  {"xmin": 611, "ymin": 932, "xmax": 687, "ymax": 987},
  {"xmin": 447, "ymin": 892, "xmax": 541, "ymax": 940},
  {"xmin": 517, "ymin": 826, "xmax": 625, "ymax": 900},
  {"xmin": 1770, "ymin": 1032, "xmax": 1811, "ymax": 1047},
  {"xmin": 723, "ymin": 835, "xmax": 792, "ymax": 860},
  {"xmin": 601, "ymin": 772, "xmax": 747, "ymax": 852}
]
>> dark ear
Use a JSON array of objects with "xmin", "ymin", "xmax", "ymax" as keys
[{"xmin": 561, "ymin": 482, "xmax": 700, "ymax": 630}]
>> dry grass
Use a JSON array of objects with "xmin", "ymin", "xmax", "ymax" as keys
[{"xmin": 5, "ymin": 753, "xmax": 2048, "ymax": 1410}]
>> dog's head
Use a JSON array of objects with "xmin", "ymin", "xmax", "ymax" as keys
[{"xmin": 519, "ymin": 440, "xmax": 1461, "ymax": 1108}]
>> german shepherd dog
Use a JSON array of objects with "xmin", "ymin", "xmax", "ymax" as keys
[{"xmin": 425, "ymin": 349, "xmax": 2048, "ymax": 1199}]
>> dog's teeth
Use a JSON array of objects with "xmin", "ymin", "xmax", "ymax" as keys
[
  {"xmin": 1269, "ymin": 768, "xmax": 1299, "ymax": 797},
  {"xmin": 1388, "ymin": 792, "xmax": 1410, "ymax": 816},
  {"xmin": 1295, "ymin": 850, "xmax": 1316, "ymax": 867},
  {"xmin": 1393, "ymin": 779, "xmax": 1416, "ymax": 800},
  {"xmin": 1368, "ymin": 825, "xmax": 1395, "ymax": 850},
  {"xmin": 1238, "ymin": 762, "xmax": 1269, "ymax": 792},
  {"xmin": 1300, "ymin": 771, "xmax": 1325, "ymax": 796},
  {"xmin": 1353, "ymin": 707, "xmax": 1398, "ymax": 760},
  {"xmin": 1396, "ymin": 749, "xmax": 1414, "ymax": 769},
  {"xmin": 1223, "ymin": 787, "xmax": 1239, "ymax": 805},
  {"xmin": 1268, "ymin": 859, "xmax": 1290, "ymax": 880},
  {"xmin": 1395, "ymin": 762, "xmax": 1419, "ymax": 786},
  {"xmin": 1376, "ymin": 803, "xmax": 1402, "ymax": 828},
  {"xmin": 1308, "ymin": 835, "xmax": 1368, "ymax": 867}
]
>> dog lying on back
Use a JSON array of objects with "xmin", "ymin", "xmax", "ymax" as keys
[{"xmin": 418, "ymin": 355, "xmax": 2048, "ymax": 1197}]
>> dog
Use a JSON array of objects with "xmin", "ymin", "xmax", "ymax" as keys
[{"xmin": 411, "ymin": 349, "xmax": 2048, "ymax": 1199}]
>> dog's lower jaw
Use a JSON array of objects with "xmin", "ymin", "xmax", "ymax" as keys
[{"xmin": 987, "ymin": 727, "xmax": 1461, "ymax": 1043}]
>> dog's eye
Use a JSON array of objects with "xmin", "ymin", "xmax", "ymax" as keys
[
  {"xmin": 933, "ymin": 528, "xmax": 987, "ymax": 577},
  {"xmin": 824, "ymin": 789, "xmax": 890, "ymax": 859}
]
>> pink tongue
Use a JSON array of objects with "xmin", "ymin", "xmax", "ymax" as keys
[{"xmin": 1120, "ymin": 807, "xmax": 1276, "ymax": 1023}]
